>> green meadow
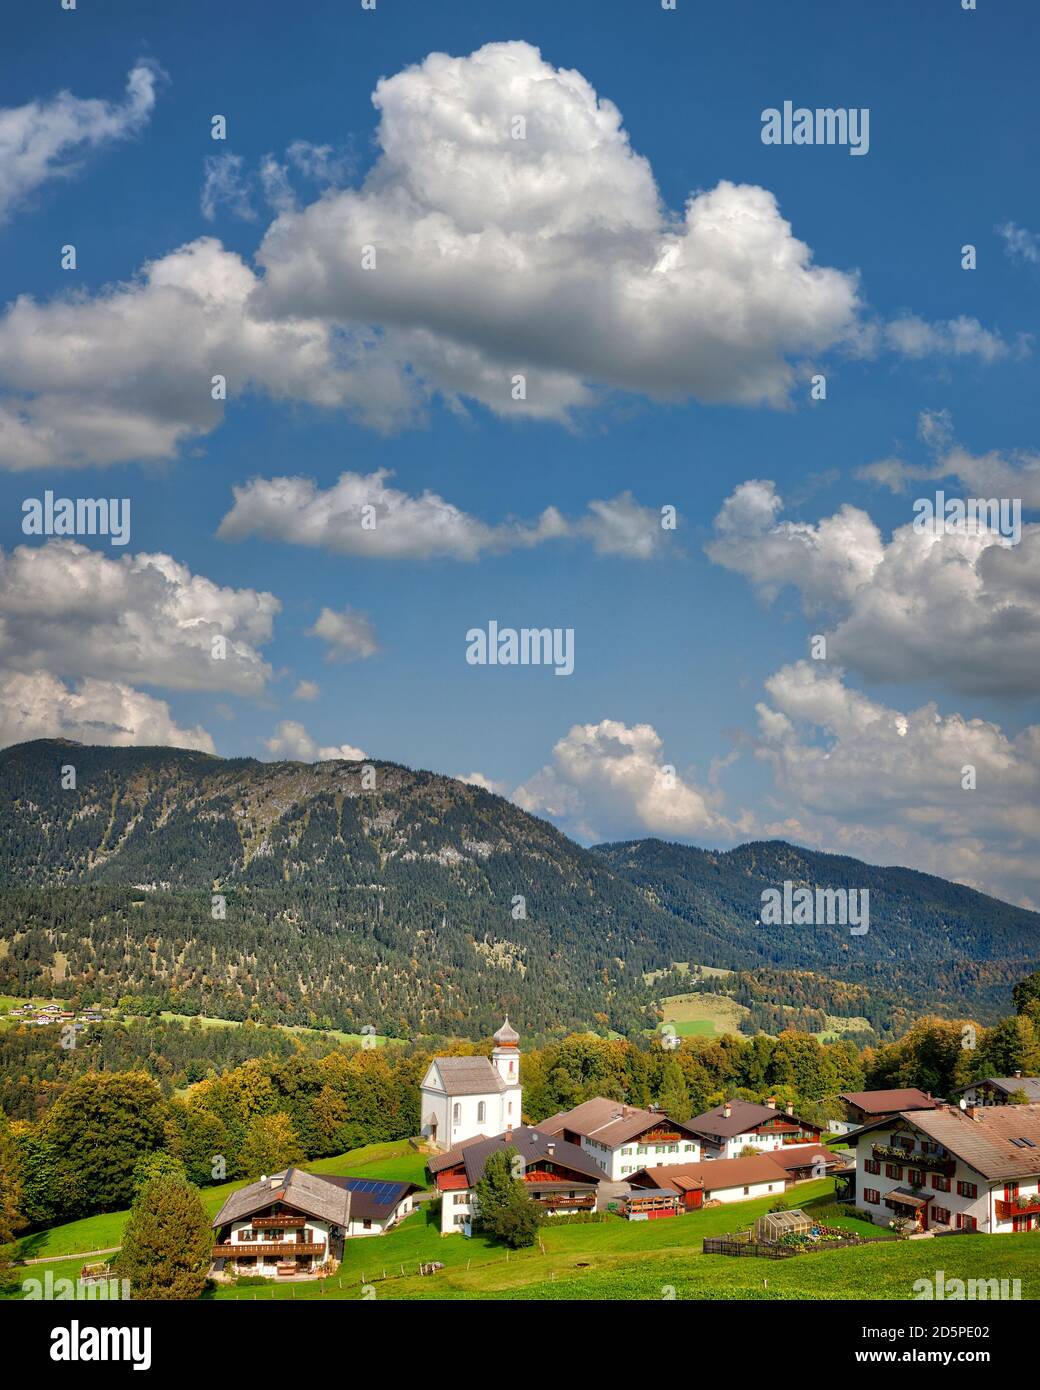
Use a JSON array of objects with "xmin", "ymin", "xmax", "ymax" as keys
[{"xmin": 7, "ymin": 1159, "xmax": 1038, "ymax": 1304}]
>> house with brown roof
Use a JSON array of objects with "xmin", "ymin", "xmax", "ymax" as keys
[
  {"xmin": 686, "ymin": 1098, "xmax": 825, "ymax": 1159},
  {"xmin": 766, "ymin": 1143, "xmax": 846, "ymax": 1182},
  {"xmin": 954, "ymin": 1075, "xmax": 1040, "ymax": 1107},
  {"xmin": 210, "ymin": 1167, "xmax": 421, "ymax": 1277},
  {"xmin": 428, "ymin": 1125, "xmax": 603, "ymax": 1234},
  {"xmin": 839, "ymin": 1088, "xmax": 939, "ymax": 1126},
  {"xmin": 629, "ymin": 1153, "xmax": 791, "ymax": 1207},
  {"xmin": 538, "ymin": 1097, "xmax": 706, "ymax": 1179},
  {"xmin": 841, "ymin": 1101, "xmax": 1040, "ymax": 1233}
]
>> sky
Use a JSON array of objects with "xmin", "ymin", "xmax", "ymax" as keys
[{"xmin": 1, "ymin": 0, "xmax": 1038, "ymax": 906}]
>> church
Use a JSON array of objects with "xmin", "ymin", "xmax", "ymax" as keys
[{"xmin": 420, "ymin": 1018, "xmax": 522, "ymax": 1150}]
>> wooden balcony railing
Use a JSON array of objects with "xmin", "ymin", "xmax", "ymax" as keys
[
  {"xmin": 995, "ymin": 1197, "xmax": 1040, "ymax": 1221},
  {"xmin": 532, "ymin": 1193, "xmax": 596, "ymax": 1209},
  {"xmin": 871, "ymin": 1144, "xmax": 954, "ymax": 1174},
  {"xmin": 213, "ymin": 1241, "xmax": 325, "ymax": 1258}
]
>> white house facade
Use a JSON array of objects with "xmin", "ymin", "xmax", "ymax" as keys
[
  {"xmin": 428, "ymin": 1126, "xmax": 603, "ymax": 1234},
  {"xmin": 420, "ymin": 1018, "xmax": 523, "ymax": 1150},
  {"xmin": 687, "ymin": 1099, "xmax": 825, "ymax": 1160},
  {"xmin": 210, "ymin": 1167, "xmax": 420, "ymax": 1276},
  {"xmin": 842, "ymin": 1102, "xmax": 1040, "ymax": 1234},
  {"xmin": 539, "ymin": 1097, "xmax": 705, "ymax": 1180}
]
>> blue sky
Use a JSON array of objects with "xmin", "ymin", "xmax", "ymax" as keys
[{"xmin": 1, "ymin": 0, "xmax": 1038, "ymax": 904}]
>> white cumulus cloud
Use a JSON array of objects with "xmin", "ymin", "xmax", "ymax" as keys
[
  {"xmin": 0, "ymin": 669, "xmax": 213, "ymax": 752},
  {"xmin": 512, "ymin": 718, "xmax": 732, "ymax": 843},
  {"xmin": 707, "ymin": 478, "xmax": 1040, "ymax": 696},
  {"xmin": 0, "ymin": 540, "xmax": 278, "ymax": 694},
  {"xmin": 218, "ymin": 469, "xmax": 668, "ymax": 561},
  {"xmin": 0, "ymin": 62, "xmax": 159, "ymax": 224},
  {"xmin": 262, "ymin": 719, "xmax": 365, "ymax": 762},
  {"xmin": 306, "ymin": 606, "xmax": 379, "ymax": 662}
]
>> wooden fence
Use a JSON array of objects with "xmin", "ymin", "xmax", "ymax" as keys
[
  {"xmin": 703, "ymin": 1232, "xmax": 892, "ymax": 1259},
  {"xmin": 702, "ymin": 1236, "xmax": 796, "ymax": 1259}
]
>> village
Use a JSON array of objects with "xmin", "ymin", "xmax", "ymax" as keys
[{"xmin": 205, "ymin": 1021, "xmax": 1040, "ymax": 1281}]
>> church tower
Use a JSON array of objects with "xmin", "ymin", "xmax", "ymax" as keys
[{"xmin": 492, "ymin": 1016, "xmax": 520, "ymax": 1087}]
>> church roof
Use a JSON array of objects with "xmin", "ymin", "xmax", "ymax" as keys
[
  {"xmin": 429, "ymin": 1056, "xmax": 507, "ymax": 1096},
  {"xmin": 493, "ymin": 1016, "xmax": 520, "ymax": 1046}
]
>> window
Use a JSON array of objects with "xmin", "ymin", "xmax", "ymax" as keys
[
  {"xmin": 684, "ymin": 1143, "xmax": 695, "ymax": 1152},
  {"xmin": 956, "ymin": 1213, "xmax": 977, "ymax": 1231},
  {"xmin": 908, "ymin": 1169, "xmax": 925, "ymax": 1186},
  {"xmin": 931, "ymin": 1174, "xmax": 951, "ymax": 1193},
  {"xmin": 864, "ymin": 1159, "xmax": 881, "ymax": 1175},
  {"xmin": 932, "ymin": 1206, "xmax": 951, "ymax": 1226},
  {"xmin": 452, "ymin": 1103, "xmax": 460, "ymax": 1124},
  {"xmin": 362, "ymin": 1219, "xmax": 372, "ymax": 1231},
  {"xmin": 863, "ymin": 1188, "xmax": 881, "ymax": 1205},
  {"xmin": 885, "ymin": 1164, "xmax": 903, "ymax": 1180},
  {"xmin": 957, "ymin": 1181, "xmax": 978, "ymax": 1199},
  {"xmin": 452, "ymin": 1193, "xmax": 468, "ymax": 1205},
  {"xmin": 743, "ymin": 1186, "xmax": 750, "ymax": 1195},
  {"xmin": 476, "ymin": 1101, "xmax": 486, "ymax": 1124},
  {"xmin": 453, "ymin": 1214, "xmax": 467, "ymax": 1227}
]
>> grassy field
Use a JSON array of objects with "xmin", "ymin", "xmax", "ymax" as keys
[
  {"xmin": 7, "ymin": 1174, "xmax": 1038, "ymax": 1302},
  {"xmin": 209, "ymin": 1181, "xmax": 1039, "ymax": 1302},
  {"xmin": 0, "ymin": 995, "xmax": 397, "ymax": 1048},
  {"xmin": 655, "ymin": 989, "xmax": 873, "ymax": 1044},
  {"xmin": 658, "ymin": 991, "xmax": 750, "ymax": 1037}
]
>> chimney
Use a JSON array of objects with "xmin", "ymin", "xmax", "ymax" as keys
[
  {"xmin": 966, "ymin": 1106, "xmax": 981, "ymax": 1121},
  {"xmin": 766, "ymin": 1096, "xmax": 776, "ymax": 1109},
  {"xmin": 723, "ymin": 1102, "xmax": 732, "ymax": 1119},
  {"xmin": 505, "ymin": 1127, "xmax": 512, "ymax": 1140},
  {"xmin": 786, "ymin": 1104, "xmax": 795, "ymax": 1116},
  {"xmin": 547, "ymin": 1142, "xmax": 555, "ymax": 1157},
  {"xmin": 1014, "ymin": 1070, "xmax": 1022, "ymax": 1079}
]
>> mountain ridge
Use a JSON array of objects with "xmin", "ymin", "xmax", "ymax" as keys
[{"xmin": 1, "ymin": 741, "xmax": 1037, "ymax": 1034}]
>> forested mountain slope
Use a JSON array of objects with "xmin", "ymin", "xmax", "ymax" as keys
[
  {"xmin": 2, "ymin": 742, "xmax": 1036, "ymax": 1035},
  {"xmin": 594, "ymin": 838, "xmax": 1040, "ymax": 1020}
]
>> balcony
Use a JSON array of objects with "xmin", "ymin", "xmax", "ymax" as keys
[
  {"xmin": 871, "ymin": 1144, "xmax": 954, "ymax": 1175},
  {"xmin": 213, "ymin": 1241, "xmax": 326, "ymax": 1258},
  {"xmin": 532, "ymin": 1192, "xmax": 596, "ymax": 1210},
  {"xmin": 995, "ymin": 1196, "xmax": 1040, "ymax": 1221}
]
